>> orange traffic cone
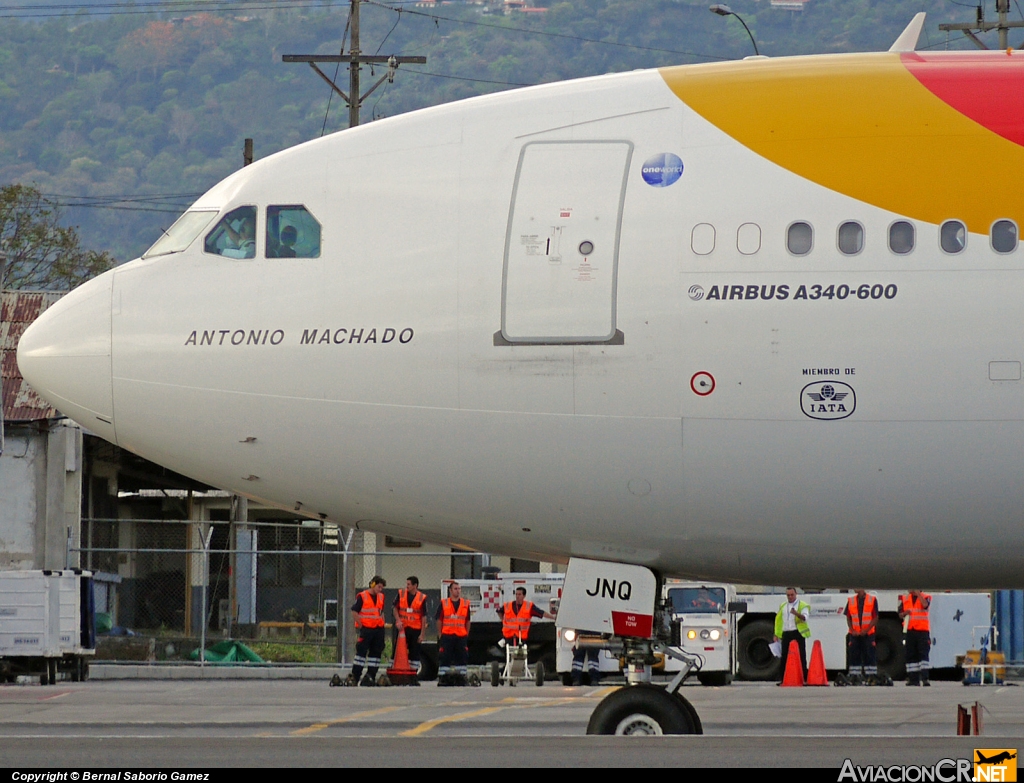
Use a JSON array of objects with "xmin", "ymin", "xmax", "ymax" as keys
[
  {"xmin": 386, "ymin": 632, "xmax": 420, "ymax": 686},
  {"xmin": 806, "ymin": 640, "xmax": 829, "ymax": 686},
  {"xmin": 781, "ymin": 640, "xmax": 805, "ymax": 686}
]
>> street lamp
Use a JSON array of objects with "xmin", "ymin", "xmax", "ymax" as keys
[{"xmin": 710, "ymin": 4, "xmax": 760, "ymax": 56}]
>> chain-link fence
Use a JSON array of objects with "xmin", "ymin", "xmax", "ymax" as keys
[{"xmin": 74, "ymin": 518, "xmax": 492, "ymax": 666}]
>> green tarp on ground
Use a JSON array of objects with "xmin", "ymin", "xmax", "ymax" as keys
[{"xmin": 188, "ymin": 641, "xmax": 264, "ymax": 663}]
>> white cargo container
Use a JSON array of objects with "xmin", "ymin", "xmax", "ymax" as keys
[{"xmin": 0, "ymin": 569, "xmax": 95, "ymax": 684}]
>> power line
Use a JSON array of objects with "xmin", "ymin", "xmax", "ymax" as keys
[
  {"xmin": 40, "ymin": 192, "xmax": 200, "ymax": 213},
  {"xmin": 0, "ymin": 0, "xmax": 345, "ymax": 18},
  {"xmin": 364, "ymin": 0, "xmax": 725, "ymax": 61},
  {"xmin": 402, "ymin": 68, "xmax": 533, "ymax": 87}
]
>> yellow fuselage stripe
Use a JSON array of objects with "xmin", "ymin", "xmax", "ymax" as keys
[{"xmin": 660, "ymin": 53, "xmax": 1024, "ymax": 233}]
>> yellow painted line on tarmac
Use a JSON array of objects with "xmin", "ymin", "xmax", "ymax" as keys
[
  {"xmin": 589, "ymin": 686, "xmax": 620, "ymax": 700},
  {"xmin": 402, "ymin": 693, "xmax": 601, "ymax": 737},
  {"xmin": 399, "ymin": 706, "xmax": 506, "ymax": 737},
  {"xmin": 290, "ymin": 705, "xmax": 404, "ymax": 736}
]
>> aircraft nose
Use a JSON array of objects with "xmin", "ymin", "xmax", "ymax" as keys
[{"xmin": 17, "ymin": 271, "xmax": 115, "ymax": 440}]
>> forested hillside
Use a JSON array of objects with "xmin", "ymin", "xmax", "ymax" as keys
[{"xmin": 0, "ymin": 0, "xmax": 983, "ymax": 262}]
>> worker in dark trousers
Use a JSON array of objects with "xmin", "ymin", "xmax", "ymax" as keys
[
  {"xmin": 844, "ymin": 589, "xmax": 878, "ymax": 685},
  {"xmin": 436, "ymin": 581, "xmax": 471, "ymax": 686},
  {"xmin": 899, "ymin": 590, "xmax": 932, "ymax": 686},
  {"xmin": 496, "ymin": 586, "xmax": 555, "ymax": 645},
  {"xmin": 348, "ymin": 575, "xmax": 386, "ymax": 686},
  {"xmin": 774, "ymin": 587, "xmax": 811, "ymax": 682},
  {"xmin": 393, "ymin": 576, "xmax": 429, "ymax": 673},
  {"xmin": 570, "ymin": 645, "xmax": 602, "ymax": 686}
]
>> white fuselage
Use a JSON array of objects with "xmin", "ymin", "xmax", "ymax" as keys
[{"xmin": 18, "ymin": 58, "xmax": 1024, "ymax": 587}]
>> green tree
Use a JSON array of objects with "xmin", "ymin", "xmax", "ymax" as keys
[{"xmin": 0, "ymin": 184, "xmax": 115, "ymax": 290}]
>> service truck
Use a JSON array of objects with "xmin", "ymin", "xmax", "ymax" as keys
[
  {"xmin": 0, "ymin": 569, "xmax": 96, "ymax": 684},
  {"xmin": 733, "ymin": 590, "xmax": 992, "ymax": 681},
  {"xmin": 556, "ymin": 581, "xmax": 743, "ymax": 686}
]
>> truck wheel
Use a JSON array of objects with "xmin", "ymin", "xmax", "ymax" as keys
[
  {"xmin": 737, "ymin": 619, "xmax": 781, "ymax": 681},
  {"xmin": 534, "ymin": 661, "xmax": 545, "ymax": 687},
  {"xmin": 417, "ymin": 646, "xmax": 438, "ymax": 682},
  {"xmin": 490, "ymin": 661, "xmax": 501, "ymax": 687},
  {"xmin": 875, "ymin": 618, "xmax": 905, "ymax": 680},
  {"xmin": 697, "ymin": 671, "xmax": 731, "ymax": 687},
  {"xmin": 587, "ymin": 684, "xmax": 697, "ymax": 735}
]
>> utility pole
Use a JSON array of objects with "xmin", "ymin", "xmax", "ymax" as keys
[
  {"xmin": 283, "ymin": 0, "xmax": 426, "ymax": 128},
  {"xmin": 939, "ymin": 0, "xmax": 1024, "ymax": 50}
]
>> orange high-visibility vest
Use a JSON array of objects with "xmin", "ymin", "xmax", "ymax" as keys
[
  {"xmin": 398, "ymin": 589, "xmax": 426, "ymax": 630},
  {"xmin": 901, "ymin": 593, "xmax": 931, "ymax": 632},
  {"xmin": 441, "ymin": 598, "xmax": 469, "ymax": 637},
  {"xmin": 356, "ymin": 590, "xmax": 385, "ymax": 629},
  {"xmin": 502, "ymin": 601, "xmax": 535, "ymax": 641},
  {"xmin": 847, "ymin": 594, "xmax": 877, "ymax": 635}
]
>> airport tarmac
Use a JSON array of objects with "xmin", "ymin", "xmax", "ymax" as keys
[{"xmin": 0, "ymin": 678, "xmax": 1022, "ymax": 768}]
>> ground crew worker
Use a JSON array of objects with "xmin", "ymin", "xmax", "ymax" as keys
[
  {"xmin": 570, "ymin": 645, "xmax": 602, "ymax": 686},
  {"xmin": 774, "ymin": 587, "xmax": 811, "ymax": 681},
  {"xmin": 348, "ymin": 575, "xmax": 386, "ymax": 686},
  {"xmin": 899, "ymin": 590, "xmax": 931, "ymax": 686},
  {"xmin": 436, "ymin": 581, "xmax": 471, "ymax": 686},
  {"xmin": 844, "ymin": 589, "xmax": 878, "ymax": 684},
  {"xmin": 495, "ymin": 586, "xmax": 555, "ymax": 645},
  {"xmin": 393, "ymin": 576, "xmax": 428, "ymax": 673}
]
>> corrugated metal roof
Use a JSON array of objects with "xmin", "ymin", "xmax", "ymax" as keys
[{"xmin": 1, "ymin": 290, "xmax": 64, "ymax": 422}]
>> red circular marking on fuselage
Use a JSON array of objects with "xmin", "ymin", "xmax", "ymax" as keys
[
  {"xmin": 691, "ymin": 372, "xmax": 715, "ymax": 396},
  {"xmin": 901, "ymin": 51, "xmax": 1024, "ymax": 148}
]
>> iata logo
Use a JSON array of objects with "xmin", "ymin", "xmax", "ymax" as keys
[{"xmin": 801, "ymin": 381, "xmax": 856, "ymax": 420}]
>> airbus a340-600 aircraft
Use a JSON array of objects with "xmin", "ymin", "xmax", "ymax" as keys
[{"xmin": 17, "ymin": 14, "xmax": 1024, "ymax": 732}]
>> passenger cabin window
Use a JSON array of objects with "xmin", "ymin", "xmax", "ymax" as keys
[
  {"xmin": 143, "ymin": 210, "xmax": 217, "ymax": 258},
  {"xmin": 940, "ymin": 220, "xmax": 966, "ymax": 254},
  {"xmin": 691, "ymin": 223, "xmax": 715, "ymax": 256},
  {"xmin": 204, "ymin": 206, "xmax": 257, "ymax": 259},
  {"xmin": 787, "ymin": 222, "xmax": 813, "ymax": 256},
  {"xmin": 267, "ymin": 205, "xmax": 321, "ymax": 258},
  {"xmin": 992, "ymin": 220, "xmax": 1018, "ymax": 254},
  {"xmin": 737, "ymin": 223, "xmax": 760, "ymax": 255},
  {"xmin": 888, "ymin": 221, "xmax": 915, "ymax": 255},
  {"xmin": 837, "ymin": 222, "xmax": 863, "ymax": 255}
]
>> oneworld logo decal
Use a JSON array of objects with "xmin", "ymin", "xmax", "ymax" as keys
[
  {"xmin": 641, "ymin": 153, "xmax": 684, "ymax": 187},
  {"xmin": 801, "ymin": 381, "xmax": 856, "ymax": 420},
  {"xmin": 688, "ymin": 285, "xmax": 705, "ymax": 301}
]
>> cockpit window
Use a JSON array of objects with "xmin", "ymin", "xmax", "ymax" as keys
[
  {"xmin": 204, "ymin": 206, "xmax": 257, "ymax": 259},
  {"xmin": 266, "ymin": 205, "xmax": 321, "ymax": 258},
  {"xmin": 142, "ymin": 210, "xmax": 218, "ymax": 258}
]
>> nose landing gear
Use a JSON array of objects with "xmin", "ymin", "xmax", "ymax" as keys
[
  {"xmin": 587, "ymin": 683, "xmax": 701, "ymax": 735},
  {"xmin": 559, "ymin": 558, "xmax": 706, "ymax": 736}
]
